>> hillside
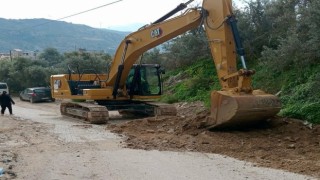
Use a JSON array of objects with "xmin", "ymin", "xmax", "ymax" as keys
[{"xmin": 0, "ymin": 18, "xmax": 129, "ymax": 54}]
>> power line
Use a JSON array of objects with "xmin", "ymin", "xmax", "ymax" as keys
[
  {"xmin": 57, "ymin": 0, "xmax": 123, "ymax": 21},
  {"xmin": 29, "ymin": 0, "xmax": 124, "ymax": 29}
]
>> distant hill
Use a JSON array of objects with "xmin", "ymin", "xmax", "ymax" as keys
[
  {"xmin": 108, "ymin": 23, "xmax": 145, "ymax": 32},
  {"xmin": 0, "ymin": 18, "xmax": 130, "ymax": 55}
]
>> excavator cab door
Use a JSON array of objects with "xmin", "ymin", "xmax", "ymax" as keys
[{"xmin": 126, "ymin": 64, "xmax": 163, "ymax": 97}]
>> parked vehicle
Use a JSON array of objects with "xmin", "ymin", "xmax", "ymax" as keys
[
  {"xmin": 19, "ymin": 87, "xmax": 55, "ymax": 103},
  {"xmin": 0, "ymin": 82, "xmax": 9, "ymax": 94}
]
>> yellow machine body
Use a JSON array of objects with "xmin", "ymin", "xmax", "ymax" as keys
[{"xmin": 51, "ymin": 0, "xmax": 281, "ymax": 127}]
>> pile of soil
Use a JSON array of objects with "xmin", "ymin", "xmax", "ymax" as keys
[{"xmin": 107, "ymin": 101, "xmax": 320, "ymax": 178}]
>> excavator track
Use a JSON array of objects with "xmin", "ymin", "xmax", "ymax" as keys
[{"xmin": 60, "ymin": 102, "xmax": 109, "ymax": 124}]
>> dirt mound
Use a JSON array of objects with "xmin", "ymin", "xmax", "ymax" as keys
[{"xmin": 107, "ymin": 102, "xmax": 320, "ymax": 178}]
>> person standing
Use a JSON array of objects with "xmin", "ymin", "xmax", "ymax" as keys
[{"xmin": 0, "ymin": 91, "xmax": 15, "ymax": 115}]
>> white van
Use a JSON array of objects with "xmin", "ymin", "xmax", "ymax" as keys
[{"xmin": 0, "ymin": 82, "xmax": 9, "ymax": 94}]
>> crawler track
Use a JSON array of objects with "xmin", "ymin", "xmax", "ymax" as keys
[{"xmin": 60, "ymin": 102, "xmax": 109, "ymax": 124}]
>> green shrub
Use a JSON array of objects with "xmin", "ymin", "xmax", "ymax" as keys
[
  {"xmin": 160, "ymin": 95, "xmax": 179, "ymax": 104},
  {"xmin": 160, "ymin": 58, "xmax": 219, "ymax": 108},
  {"xmin": 281, "ymin": 102, "xmax": 320, "ymax": 124},
  {"xmin": 301, "ymin": 102, "xmax": 320, "ymax": 124}
]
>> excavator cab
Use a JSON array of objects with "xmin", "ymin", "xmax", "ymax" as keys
[{"xmin": 126, "ymin": 64, "xmax": 163, "ymax": 97}]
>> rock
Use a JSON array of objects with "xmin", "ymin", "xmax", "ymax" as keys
[
  {"xmin": 167, "ymin": 129, "xmax": 174, "ymax": 133},
  {"xmin": 146, "ymin": 130, "xmax": 155, "ymax": 133},
  {"xmin": 288, "ymin": 144, "xmax": 296, "ymax": 149}
]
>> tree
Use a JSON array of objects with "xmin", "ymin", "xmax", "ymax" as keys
[
  {"xmin": 58, "ymin": 51, "xmax": 111, "ymax": 74},
  {"xmin": 140, "ymin": 48, "xmax": 162, "ymax": 65},
  {"xmin": 0, "ymin": 60, "xmax": 12, "ymax": 82},
  {"xmin": 162, "ymin": 30, "xmax": 210, "ymax": 69},
  {"xmin": 39, "ymin": 48, "xmax": 64, "ymax": 66}
]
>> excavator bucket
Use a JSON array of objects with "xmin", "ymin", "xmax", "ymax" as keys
[{"xmin": 207, "ymin": 90, "xmax": 281, "ymax": 129}]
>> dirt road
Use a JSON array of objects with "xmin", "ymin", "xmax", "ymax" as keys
[{"xmin": 0, "ymin": 98, "xmax": 318, "ymax": 179}]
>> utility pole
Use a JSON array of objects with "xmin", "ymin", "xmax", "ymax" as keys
[{"xmin": 9, "ymin": 50, "xmax": 12, "ymax": 61}]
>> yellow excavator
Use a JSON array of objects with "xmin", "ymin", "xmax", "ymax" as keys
[{"xmin": 50, "ymin": 0, "xmax": 281, "ymax": 128}]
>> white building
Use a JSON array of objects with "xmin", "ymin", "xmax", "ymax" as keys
[{"xmin": 0, "ymin": 49, "xmax": 39, "ymax": 60}]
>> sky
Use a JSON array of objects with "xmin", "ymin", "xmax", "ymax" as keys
[{"xmin": 0, "ymin": 0, "xmax": 245, "ymax": 31}]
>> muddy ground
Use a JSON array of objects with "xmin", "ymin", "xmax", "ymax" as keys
[
  {"xmin": 0, "ymin": 98, "xmax": 319, "ymax": 179},
  {"xmin": 107, "ymin": 101, "xmax": 320, "ymax": 178}
]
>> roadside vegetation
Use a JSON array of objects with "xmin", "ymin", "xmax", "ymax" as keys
[{"xmin": 0, "ymin": 0, "xmax": 318, "ymax": 123}]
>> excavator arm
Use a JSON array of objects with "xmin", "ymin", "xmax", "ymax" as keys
[{"xmin": 202, "ymin": 0, "xmax": 281, "ymax": 128}]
